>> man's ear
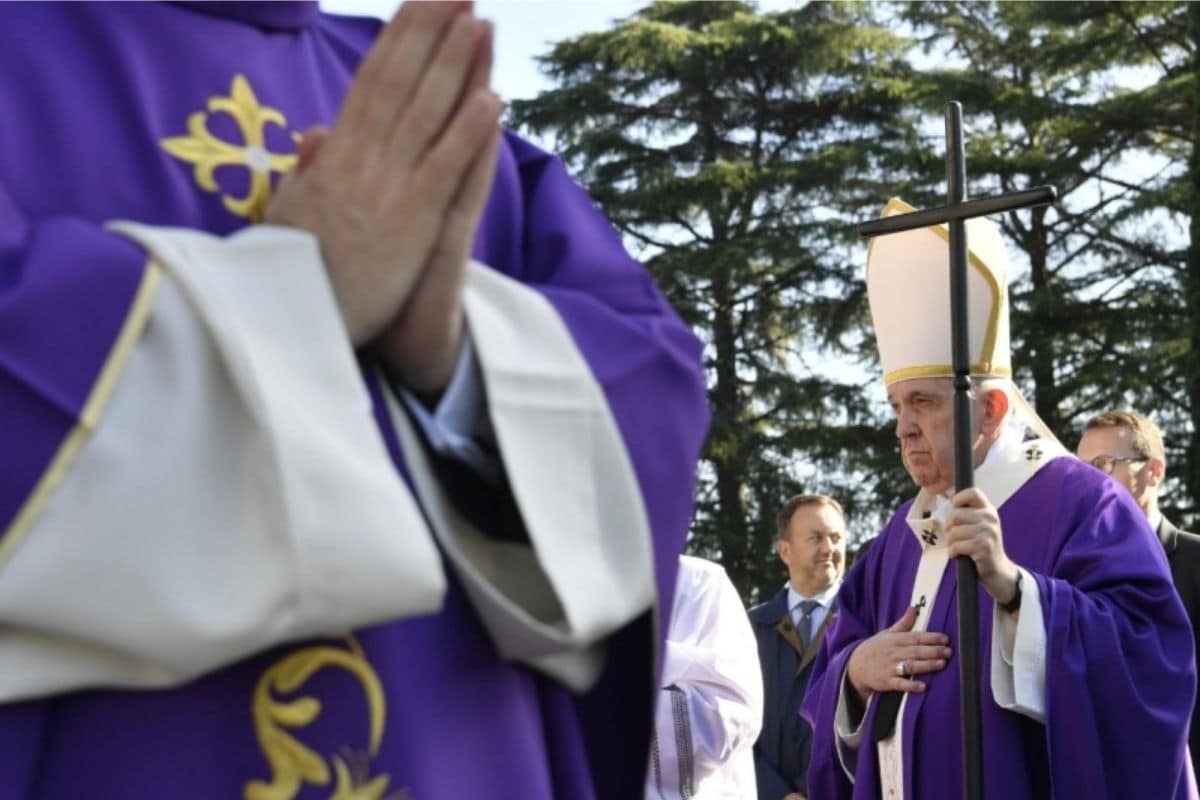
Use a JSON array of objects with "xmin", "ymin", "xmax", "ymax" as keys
[
  {"xmin": 777, "ymin": 537, "xmax": 790, "ymax": 566},
  {"xmin": 981, "ymin": 388, "xmax": 1010, "ymax": 436},
  {"xmin": 1146, "ymin": 456, "xmax": 1166, "ymax": 488}
]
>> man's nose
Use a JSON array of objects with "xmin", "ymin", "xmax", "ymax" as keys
[{"xmin": 895, "ymin": 409, "xmax": 918, "ymax": 438}]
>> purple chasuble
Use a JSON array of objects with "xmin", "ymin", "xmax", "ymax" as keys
[
  {"xmin": 801, "ymin": 457, "xmax": 1197, "ymax": 799},
  {"xmin": 0, "ymin": 3, "xmax": 709, "ymax": 798}
]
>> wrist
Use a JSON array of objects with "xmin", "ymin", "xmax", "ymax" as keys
[
  {"xmin": 847, "ymin": 658, "xmax": 870, "ymax": 703},
  {"xmin": 377, "ymin": 312, "xmax": 464, "ymax": 396},
  {"xmin": 997, "ymin": 566, "xmax": 1023, "ymax": 612}
]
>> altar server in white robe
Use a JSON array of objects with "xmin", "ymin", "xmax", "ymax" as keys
[{"xmin": 647, "ymin": 555, "xmax": 763, "ymax": 799}]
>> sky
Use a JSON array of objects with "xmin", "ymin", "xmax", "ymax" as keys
[{"xmin": 320, "ymin": 0, "xmax": 648, "ymax": 100}]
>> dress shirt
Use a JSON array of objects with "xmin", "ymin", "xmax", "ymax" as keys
[{"xmin": 786, "ymin": 583, "xmax": 840, "ymax": 639}]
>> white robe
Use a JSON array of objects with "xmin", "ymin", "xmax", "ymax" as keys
[{"xmin": 647, "ymin": 555, "xmax": 763, "ymax": 800}]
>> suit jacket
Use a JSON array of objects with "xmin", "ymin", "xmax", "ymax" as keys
[
  {"xmin": 749, "ymin": 587, "xmax": 837, "ymax": 799},
  {"xmin": 1161, "ymin": 517, "xmax": 1200, "ymax": 772}
]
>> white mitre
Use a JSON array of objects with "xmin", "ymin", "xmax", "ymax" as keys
[
  {"xmin": 867, "ymin": 197, "xmax": 1010, "ymax": 386},
  {"xmin": 866, "ymin": 197, "xmax": 1057, "ymax": 444}
]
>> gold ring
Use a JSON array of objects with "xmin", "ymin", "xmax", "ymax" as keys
[{"xmin": 895, "ymin": 660, "xmax": 910, "ymax": 679}]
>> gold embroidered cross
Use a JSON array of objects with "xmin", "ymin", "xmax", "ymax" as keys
[{"xmin": 161, "ymin": 74, "xmax": 298, "ymax": 221}]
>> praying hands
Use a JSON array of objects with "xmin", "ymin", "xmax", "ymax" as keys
[{"xmin": 266, "ymin": 0, "xmax": 501, "ymax": 394}]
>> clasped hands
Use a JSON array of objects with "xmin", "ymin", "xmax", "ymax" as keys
[
  {"xmin": 847, "ymin": 488, "xmax": 1021, "ymax": 702},
  {"xmin": 266, "ymin": 1, "xmax": 501, "ymax": 395}
]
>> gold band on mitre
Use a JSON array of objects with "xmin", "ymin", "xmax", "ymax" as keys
[{"xmin": 882, "ymin": 363, "xmax": 1013, "ymax": 387}]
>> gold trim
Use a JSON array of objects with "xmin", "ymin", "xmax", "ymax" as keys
[
  {"xmin": 0, "ymin": 261, "xmax": 163, "ymax": 568},
  {"xmin": 866, "ymin": 197, "xmax": 1006, "ymax": 373},
  {"xmin": 884, "ymin": 363, "xmax": 1012, "ymax": 386}
]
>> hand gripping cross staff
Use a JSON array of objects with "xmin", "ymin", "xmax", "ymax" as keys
[{"xmin": 856, "ymin": 103, "xmax": 1056, "ymax": 800}]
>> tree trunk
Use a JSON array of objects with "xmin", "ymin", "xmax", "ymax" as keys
[
  {"xmin": 1026, "ymin": 206, "xmax": 1062, "ymax": 434},
  {"xmin": 1185, "ymin": 2, "xmax": 1200, "ymax": 522},
  {"xmin": 710, "ymin": 260, "xmax": 752, "ymax": 588}
]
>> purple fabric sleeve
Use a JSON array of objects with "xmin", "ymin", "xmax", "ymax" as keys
[
  {"xmin": 471, "ymin": 132, "xmax": 710, "ymax": 797},
  {"xmin": 1039, "ymin": 467, "xmax": 1196, "ymax": 798},
  {"xmin": 0, "ymin": 178, "xmax": 148, "ymax": 537},
  {"xmin": 499, "ymin": 134, "xmax": 709, "ymax": 625}
]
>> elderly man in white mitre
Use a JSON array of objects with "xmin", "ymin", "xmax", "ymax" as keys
[{"xmin": 801, "ymin": 198, "xmax": 1196, "ymax": 800}]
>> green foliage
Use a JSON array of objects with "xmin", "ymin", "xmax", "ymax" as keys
[
  {"xmin": 903, "ymin": 1, "xmax": 1199, "ymax": 520},
  {"xmin": 512, "ymin": 0, "xmax": 921, "ymax": 601},
  {"xmin": 512, "ymin": 0, "xmax": 1200, "ymax": 601}
]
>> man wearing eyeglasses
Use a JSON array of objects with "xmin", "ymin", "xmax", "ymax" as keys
[{"xmin": 1078, "ymin": 409, "xmax": 1200, "ymax": 772}]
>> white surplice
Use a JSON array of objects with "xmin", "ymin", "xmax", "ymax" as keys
[{"xmin": 647, "ymin": 555, "xmax": 763, "ymax": 800}]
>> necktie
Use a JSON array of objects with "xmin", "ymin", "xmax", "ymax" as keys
[{"xmin": 796, "ymin": 599, "xmax": 821, "ymax": 650}]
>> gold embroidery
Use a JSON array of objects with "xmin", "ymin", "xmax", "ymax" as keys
[
  {"xmin": 245, "ymin": 637, "xmax": 408, "ymax": 800},
  {"xmin": 332, "ymin": 750, "xmax": 411, "ymax": 800},
  {"xmin": 161, "ymin": 74, "xmax": 298, "ymax": 221}
]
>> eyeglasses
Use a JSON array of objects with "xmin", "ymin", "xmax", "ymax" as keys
[{"xmin": 1086, "ymin": 454, "xmax": 1147, "ymax": 475}]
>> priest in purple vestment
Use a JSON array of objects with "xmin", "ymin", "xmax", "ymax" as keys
[
  {"xmin": 0, "ymin": 3, "xmax": 709, "ymax": 798},
  {"xmin": 801, "ymin": 198, "xmax": 1197, "ymax": 799}
]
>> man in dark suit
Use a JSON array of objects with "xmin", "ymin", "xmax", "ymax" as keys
[
  {"xmin": 1078, "ymin": 409, "xmax": 1200, "ymax": 771},
  {"xmin": 749, "ymin": 494, "xmax": 847, "ymax": 800}
]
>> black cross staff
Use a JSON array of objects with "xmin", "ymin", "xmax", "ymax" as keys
[{"xmin": 857, "ymin": 102, "xmax": 1057, "ymax": 800}]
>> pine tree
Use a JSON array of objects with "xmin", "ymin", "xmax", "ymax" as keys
[
  {"xmin": 903, "ymin": 1, "xmax": 1199, "ymax": 523},
  {"xmin": 510, "ymin": 1, "xmax": 920, "ymax": 599}
]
